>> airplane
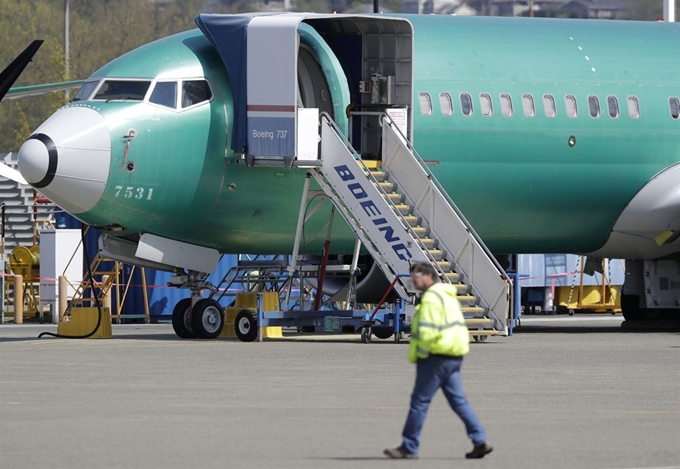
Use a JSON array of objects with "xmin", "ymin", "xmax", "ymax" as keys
[{"xmin": 13, "ymin": 13, "xmax": 680, "ymax": 339}]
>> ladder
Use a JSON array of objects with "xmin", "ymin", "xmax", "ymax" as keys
[
  {"xmin": 312, "ymin": 113, "xmax": 511, "ymax": 335},
  {"xmin": 66, "ymin": 254, "xmax": 121, "ymax": 313}
]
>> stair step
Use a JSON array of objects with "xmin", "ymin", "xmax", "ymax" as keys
[
  {"xmin": 377, "ymin": 181, "xmax": 397, "ymax": 192},
  {"xmin": 462, "ymin": 306, "xmax": 488, "ymax": 316},
  {"xmin": 369, "ymin": 170, "xmax": 388, "ymax": 182},
  {"xmin": 465, "ymin": 318, "xmax": 494, "ymax": 326},
  {"xmin": 386, "ymin": 192, "xmax": 404, "ymax": 204},
  {"xmin": 362, "ymin": 160, "xmax": 381, "ymax": 169},
  {"xmin": 402, "ymin": 215, "xmax": 421, "ymax": 226},
  {"xmin": 453, "ymin": 283, "xmax": 471, "ymax": 295},
  {"xmin": 426, "ymin": 249, "xmax": 444, "ymax": 261},
  {"xmin": 468, "ymin": 330, "xmax": 499, "ymax": 336},
  {"xmin": 437, "ymin": 261, "xmax": 452, "ymax": 272},
  {"xmin": 419, "ymin": 238, "xmax": 437, "ymax": 249},
  {"xmin": 411, "ymin": 226, "xmax": 429, "ymax": 237},
  {"xmin": 445, "ymin": 272, "xmax": 462, "ymax": 283},
  {"xmin": 392, "ymin": 204, "xmax": 413, "ymax": 215},
  {"xmin": 456, "ymin": 294, "xmax": 478, "ymax": 306}
]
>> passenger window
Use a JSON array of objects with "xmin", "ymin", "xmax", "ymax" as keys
[
  {"xmin": 607, "ymin": 96, "xmax": 619, "ymax": 118},
  {"xmin": 94, "ymin": 80, "xmax": 151, "ymax": 101},
  {"xmin": 73, "ymin": 81, "xmax": 99, "ymax": 102},
  {"xmin": 565, "ymin": 95, "xmax": 578, "ymax": 118},
  {"xmin": 438, "ymin": 93, "xmax": 452, "ymax": 116},
  {"xmin": 670, "ymin": 97, "xmax": 680, "ymax": 119},
  {"xmin": 543, "ymin": 94, "xmax": 556, "ymax": 118},
  {"xmin": 500, "ymin": 93, "xmax": 513, "ymax": 117},
  {"xmin": 461, "ymin": 93, "xmax": 473, "ymax": 116},
  {"xmin": 182, "ymin": 80, "xmax": 212, "ymax": 108},
  {"xmin": 149, "ymin": 81, "xmax": 177, "ymax": 109},
  {"xmin": 522, "ymin": 94, "xmax": 535, "ymax": 117},
  {"xmin": 588, "ymin": 95, "xmax": 600, "ymax": 118},
  {"xmin": 627, "ymin": 96, "xmax": 640, "ymax": 119},
  {"xmin": 480, "ymin": 93, "xmax": 493, "ymax": 117},
  {"xmin": 418, "ymin": 92, "xmax": 432, "ymax": 115}
]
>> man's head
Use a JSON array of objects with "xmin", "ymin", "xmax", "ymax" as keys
[{"xmin": 410, "ymin": 262, "xmax": 438, "ymax": 292}]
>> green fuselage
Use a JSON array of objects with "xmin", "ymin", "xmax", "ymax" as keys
[{"xmin": 73, "ymin": 15, "xmax": 680, "ymax": 256}]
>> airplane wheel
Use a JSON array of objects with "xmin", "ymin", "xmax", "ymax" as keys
[
  {"xmin": 172, "ymin": 298, "xmax": 194, "ymax": 338},
  {"xmin": 361, "ymin": 326, "xmax": 372, "ymax": 344},
  {"xmin": 235, "ymin": 310, "xmax": 258, "ymax": 342},
  {"xmin": 191, "ymin": 299, "xmax": 224, "ymax": 339},
  {"xmin": 621, "ymin": 293, "xmax": 644, "ymax": 321},
  {"xmin": 373, "ymin": 328, "xmax": 393, "ymax": 340}
]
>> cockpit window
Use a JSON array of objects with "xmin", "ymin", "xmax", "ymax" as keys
[
  {"xmin": 149, "ymin": 81, "xmax": 177, "ymax": 109},
  {"xmin": 94, "ymin": 80, "xmax": 151, "ymax": 101},
  {"xmin": 73, "ymin": 81, "xmax": 99, "ymax": 101},
  {"xmin": 182, "ymin": 80, "xmax": 212, "ymax": 108}
]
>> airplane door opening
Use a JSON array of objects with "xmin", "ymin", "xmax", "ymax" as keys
[{"xmin": 297, "ymin": 46, "xmax": 334, "ymax": 118}]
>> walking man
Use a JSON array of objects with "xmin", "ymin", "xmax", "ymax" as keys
[{"xmin": 384, "ymin": 262, "xmax": 492, "ymax": 459}]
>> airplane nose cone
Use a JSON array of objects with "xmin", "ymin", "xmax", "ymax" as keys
[
  {"xmin": 17, "ymin": 134, "xmax": 56, "ymax": 187},
  {"xmin": 18, "ymin": 107, "xmax": 110, "ymax": 214}
]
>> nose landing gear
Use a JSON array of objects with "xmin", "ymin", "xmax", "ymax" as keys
[{"xmin": 170, "ymin": 270, "xmax": 225, "ymax": 339}]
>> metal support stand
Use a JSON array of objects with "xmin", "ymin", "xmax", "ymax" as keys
[
  {"xmin": 313, "ymin": 206, "xmax": 335, "ymax": 311},
  {"xmin": 393, "ymin": 300, "xmax": 402, "ymax": 343},
  {"xmin": 257, "ymin": 293, "xmax": 263, "ymax": 343},
  {"xmin": 0, "ymin": 258, "xmax": 4, "ymax": 324},
  {"xmin": 346, "ymin": 238, "xmax": 362, "ymax": 309},
  {"xmin": 507, "ymin": 273, "xmax": 527, "ymax": 336},
  {"xmin": 285, "ymin": 173, "xmax": 312, "ymax": 308}
]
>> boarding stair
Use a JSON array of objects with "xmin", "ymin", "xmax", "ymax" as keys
[
  {"xmin": 310, "ymin": 114, "xmax": 511, "ymax": 336},
  {"xmin": 0, "ymin": 153, "xmax": 56, "ymax": 251}
]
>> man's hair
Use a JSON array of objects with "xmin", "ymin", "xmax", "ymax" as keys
[{"xmin": 410, "ymin": 262, "xmax": 438, "ymax": 280}]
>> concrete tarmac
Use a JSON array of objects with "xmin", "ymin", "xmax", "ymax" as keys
[{"xmin": 1, "ymin": 315, "xmax": 679, "ymax": 469}]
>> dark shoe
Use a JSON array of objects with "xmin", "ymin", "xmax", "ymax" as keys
[
  {"xmin": 465, "ymin": 442, "xmax": 493, "ymax": 459},
  {"xmin": 384, "ymin": 446, "xmax": 418, "ymax": 459}
]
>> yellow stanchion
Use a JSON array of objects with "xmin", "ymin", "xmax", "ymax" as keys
[
  {"xmin": 14, "ymin": 275, "xmax": 23, "ymax": 324},
  {"xmin": 58, "ymin": 276, "xmax": 68, "ymax": 322}
]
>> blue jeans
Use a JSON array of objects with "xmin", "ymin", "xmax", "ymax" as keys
[{"xmin": 401, "ymin": 356, "xmax": 487, "ymax": 454}]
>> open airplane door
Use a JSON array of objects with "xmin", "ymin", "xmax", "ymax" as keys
[
  {"xmin": 245, "ymin": 16, "xmax": 300, "ymax": 164},
  {"xmin": 196, "ymin": 13, "xmax": 414, "ymax": 165}
]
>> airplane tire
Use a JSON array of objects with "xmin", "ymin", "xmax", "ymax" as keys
[
  {"xmin": 235, "ymin": 310, "xmax": 258, "ymax": 342},
  {"xmin": 191, "ymin": 299, "xmax": 224, "ymax": 339},
  {"xmin": 621, "ymin": 293, "xmax": 644, "ymax": 322},
  {"xmin": 172, "ymin": 298, "xmax": 194, "ymax": 338},
  {"xmin": 373, "ymin": 328, "xmax": 393, "ymax": 340}
]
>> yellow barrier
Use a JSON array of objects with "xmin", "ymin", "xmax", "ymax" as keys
[
  {"xmin": 219, "ymin": 292, "xmax": 282, "ymax": 339},
  {"xmin": 57, "ymin": 307, "xmax": 113, "ymax": 338}
]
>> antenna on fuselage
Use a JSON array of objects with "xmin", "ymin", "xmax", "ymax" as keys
[{"xmin": 374, "ymin": 0, "xmax": 379, "ymax": 13}]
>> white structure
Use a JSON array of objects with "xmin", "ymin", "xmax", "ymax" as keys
[
  {"xmin": 664, "ymin": 0, "xmax": 676, "ymax": 21},
  {"xmin": 39, "ymin": 229, "xmax": 82, "ymax": 323}
]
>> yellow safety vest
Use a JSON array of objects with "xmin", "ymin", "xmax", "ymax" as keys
[{"xmin": 407, "ymin": 282, "xmax": 469, "ymax": 363}]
